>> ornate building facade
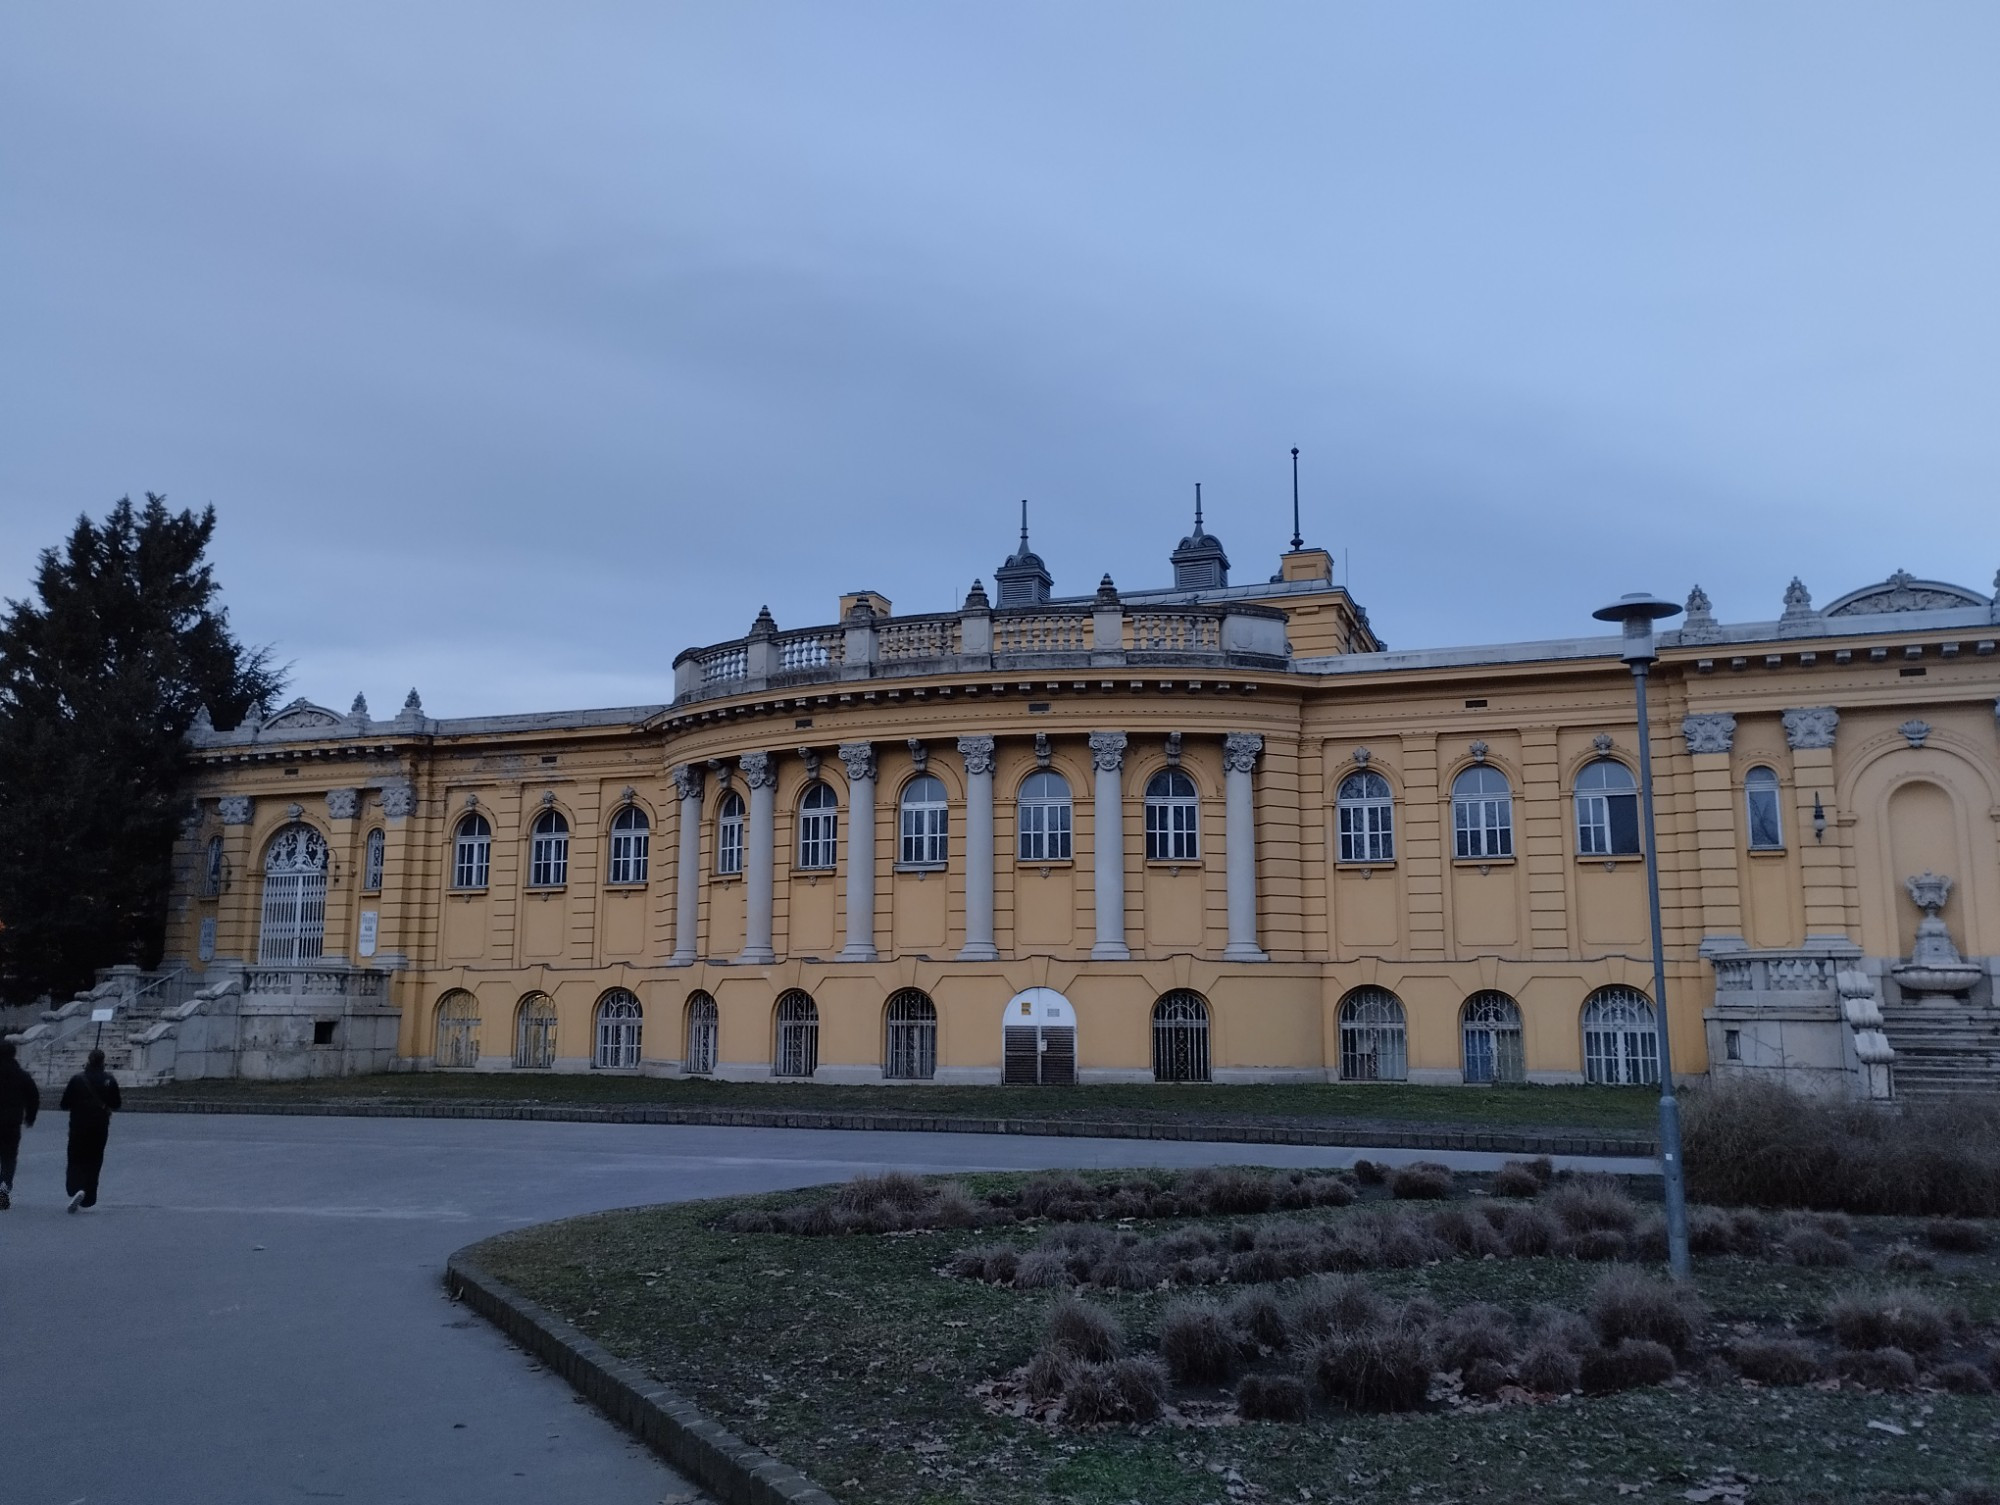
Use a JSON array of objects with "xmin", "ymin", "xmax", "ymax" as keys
[{"xmin": 150, "ymin": 520, "xmax": 2000, "ymax": 1095}]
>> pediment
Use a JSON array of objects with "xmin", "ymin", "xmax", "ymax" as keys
[
  {"xmin": 1823, "ymin": 570, "xmax": 1989, "ymax": 617},
  {"xmin": 260, "ymin": 698, "xmax": 347, "ymax": 732}
]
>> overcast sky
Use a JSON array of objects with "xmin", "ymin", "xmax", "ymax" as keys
[{"xmin": 4, "ymin": 4, "xmax": 1997, "ymax": 718}]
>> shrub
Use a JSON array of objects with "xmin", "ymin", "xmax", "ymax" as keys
[
  {"xmin": 1184, "ymin": 1167, "xmax": 1278, "ymax": 1216},
  {"xmin": 1834, "ymin": 1346, "xmax": 1918, "ymax": 1390},
  {"xmin": 1884, "ymin": 1241, "xmax": 1937, "ymax": 1273},
  {"xmin": 1019, "ymin": 1173, "xmax": 1094, "ymax": 1219},
  {"xmin": 1588, "ymin": 1270, "xmax": 1704, "ymax": 1356},
  {"xmin": 1431, "ymin": 1206, "xmax": 1506, "ymax": 1258},
  {"xmin": 1685, "ymin": 1206, "xmax": 1740, "ymax": 1257},
  {"xmin": 1159, "ymin": 1303, "xmax": 1239, "ymax": 1386},
  {"xmin": 1013, "ymin": 1248, "xmax": 1069, "ymax": 1289},
  {"xmin": 929, "ymin": 1183, "xmax": 985, "ymax": 1229},
  {"xmin": 1389, "ymin": 1162, "xmax": 1454, "ymax": 1200},
  {"xmin": 1106, "ymin": 1356, "xmax": 1169, "ymax": 1420},
  {"xmin": 1427, "ymin": 1303, "xmax": 1517, "ymax": 1373},
  {"xmin": 1731, "ymin": 1338, "xmax": 1824, "ymax": 1385},
  {"xmin": 1024, "ymin": 1346, "xmax": 1074, "ymax": 1400},
  {"xmin": 1235, "ymin": 1372, "xmax": 1312, "ymax": 1422},
  {"xmin": 1045, "ymin": 1296, "xmax": 1124, "ymax": 1364},
  {"xmin": 1462, "ymin": 1357, "xmax": 1512, "ymax": 1398},
  {"xmin": 1227, "ymin": 1289, "xmax": 1291, "ymax": 1353},
  {"xmin": 1374, "ymin": 1215, "xmax": 1448, "ymax": 1268},
  {"xmin": 1325, "ymin": 1224, "xmax": 1384, "ymax": 1272},
  {"xmin": 1396, "ymin": 1295, "xmax": 1444, "ymax": 1333},
  {"xmin": 1517, "ymin": 1339, "xmax": 1581, "ymax": 1394},
  {"xmin": 1530, "ymin": 1306, "xmax": 1598, "ymax": 1355},
  {"xmin": 1925, "ymin": 1218, "xmax": 1993, "ymax": 1254},
  {"xmin": 1308, "ymin": 1328, "xmax": 1432, "ymax": 1412},
  {"xmin": 1548, "ymin": 1176, "xmax": 1641, "ymax": 1235},
  {"xmin": 1580, "ymin": 1339, "xmax": 1677, "ymax": 1394},
  {"xmin": 834, "ymin": 1170, "xmax": 932, "ymax": 1213},
  {"xmin": 1779, "ymin": 1224, "xmax": 1853, "ymax": 1268},
  {"xmin": 1936, "ymin": 1361, "xmax": 1996, "ymax": 1395},
  {"xmin": 1498, "ymin": 1205, "xmax": 1566, "ymax": 1258},
  {"xmin": 1307, "ymin": 1175, "xmax": 1358, "ymax": 1207},
  {"xmin": 1290, "ymin": 1277, "xmax": 1389, "ymax": 1344},
  {"xmin": 1059, "ymin": 1363, "xmax": 1123, "ymax": 1424},
  {"xmin": 1571, "ymin": 1229, "xmax": 1629, "ymax": 1262},
  {"xmin": 1823, "ymin": 1287, "xmax": 1949, "ymax": 1356}
]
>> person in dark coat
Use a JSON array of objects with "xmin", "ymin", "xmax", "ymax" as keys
[
  {"xmin": 0, "ymin": 1039, "xmax": 39, "ymax": 1210},
  {"xmin": 59, "ymin": 1048, "xmax": 122, "ymax": 1212}
]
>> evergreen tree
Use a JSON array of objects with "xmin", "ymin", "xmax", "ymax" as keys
[{"xmin": 0, "ymin": 495, "xmax": 282, "ymax": 1000}]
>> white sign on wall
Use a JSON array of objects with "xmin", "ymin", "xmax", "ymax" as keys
[
  {"xmin": 198, "ymin": 915, "xmax": 217, "ymax": 962},
  {"xmin": 358, "ymin": 910, "xmax": 379, "ymax": 958}
]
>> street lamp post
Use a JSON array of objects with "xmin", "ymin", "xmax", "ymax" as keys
[{"xmin": 1592, "ymin": 590, "xmax": 1692, "ymax": 1280}]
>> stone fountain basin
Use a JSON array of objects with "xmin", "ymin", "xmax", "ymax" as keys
[{"xmin": 1890, "ymin": 963, "xmax": 1983, "ymax": 996}]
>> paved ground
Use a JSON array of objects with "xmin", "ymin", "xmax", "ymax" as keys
[{"xmin": 3, "ymin": 1114, "xmax": 1653, "ymax": 1505}]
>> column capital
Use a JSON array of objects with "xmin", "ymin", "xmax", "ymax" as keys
[
  {"xmin": 837, "ymin": 741, "xmax": 876, "ymax": 783},
  {"xmin": 1088, "ymin": 730, "xmax": 1127, "ymax": 772},
  {"xmin": 1680, "ymin": 713, "xmax": 1736, "ymax": 756},
  {"xmin": 739, "ymin": 751, "xmax": 776, "ymax": 789},
  {"xmin": 672, "ymin": 763, "xmax": 705, "ymax": 801},
  {"xmin": 219, "ymin": 796, "xmax": 254, "ymax": 826},
  {"xmin": 1222, "ymin": 732, "xmax": 1264, "ymax": 773},
  {"xmin": 957, "ymin": 734, "xmax": 997, "ymax": 776},
  {"xmin": 1782, "ymin": 707, "xmax": 1839, "ymax": 750}
]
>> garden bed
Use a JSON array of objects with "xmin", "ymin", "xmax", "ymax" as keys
[{"xmin": 470, "ymin": 1164, "xmax": 2000, "ymax": 1505}]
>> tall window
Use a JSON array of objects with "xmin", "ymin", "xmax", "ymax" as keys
[
  {"xmin": 899, "ymin": 775, "xmax": 948, "ymax": 867},
  {"xmin": 1017, "ymin": 770, "xmax": 1073, "ymax": 861},
  {"xmin": 453, "ymin": 813, "xmax": 491, "ymax": 890},
  {"xmin": 798, "ymin": 782, "xmax": 838, "ymax": 870},
  {"xmin": 608, "ymin": 805, "xmax": 650, "ymax": 884},
  {"xmin": 1452, "ymin": 766, "xmax": 1514, "ymax": 859},
  {"xmin": 515, "ymin": 992, "xmax": 557, "ymax": 1069},
  {"xmin": 1336, "ymin": 771, "xmax": 1395, "ymax": 862},
  {"xmin": 685, "ymin": 991, "xmax": 718, "ymax": 1075},
  {"xmin": 258, "ymin": 823, "xmax": 329, "ymax": 964},
  {"xmin": 594, "ymin": 989, "xmax": 643, "ymax": 1069},
  {"xmin": 1144, "ymin": 770, "xmax": 1200, "ymax": 862},
  {"xmin": 1575, "ymin": 760, "xmax": 1640, "ymax": 856},
  {"xmin": 715, "ymin": 791, "xmax": 745, "ymax": 875},
  {"xmin": 1462, "ymin": 991, "xmax": 1525, "ymax": 1084},
  {"xmin": 885, "ymin": 989, "xmax": 938, "ymax": 1080},
  {"xmin": 202, "ymin": 834, "xmax": 225, "ymax": 897},
  {"xmin": 1151, "ymin": 990, "xmax": 1211, "ymax": 1082},
  {"xmin": 434, "ymin": 990, "xmax": 480, "ymax": 1068},
  {"xmin": 775, "ymin": 989, "xmax": 819, "ymax": 1077},
  {"xmin": 1583, "ymin": 987, "xmax": 1659, "ymax": 1085},
  {"xmin": 1338, "ymin": 987, "xmax": 1408, "ymax": 1082},
  {"xmin": 528, "ymin": 809, "xmax": 569, "ymax": 888},
  {"xmin": 1745, "ymin": 766, "xmax": 1783, "ymax": 850},
  {"xmin": 363, "ymin": 828, "xmax": 385, "ymax": 892}
]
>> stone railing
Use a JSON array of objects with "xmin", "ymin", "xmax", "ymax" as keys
[
  {"xmin": 1708, "ymin": 947, "xmax": 1855, "ymax": 1000},
  {"xmin": 243, "ymin": 967, "xmax": 391, "ymax": 1001},
  {"xmin": 672, "ymin": 598, "xmax": 1290, "ymax": 704}
]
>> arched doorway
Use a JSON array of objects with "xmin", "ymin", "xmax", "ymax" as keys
[
  {"xmin": 1151, "ymin": 991, "xmax": 1211, "ymax": 1082},
  {"xmin": 259, "ymin": 823, "xmax": 329, "ymax": 964},
  {"xmin": 1002, "ymin": 988, "xmax": 1076, "ymax": 1085}
]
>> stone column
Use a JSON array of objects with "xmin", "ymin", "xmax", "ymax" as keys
[
  {"xmin": 1089, "ymin": 731, "xmax": 1129, "ymax": 960},
  {"xmin": 738, "ymin": 751, "xmax": 777, "ymax": 964},
  {"xmin": 1223, "ymin": 734, "xmax": 1267, "ymax": 961},
  {"xmin": 838, "ymin": 743, "xmax": 878, "ymax": 961},
  {"xmin": 670, "ymin": 763, "xmax": 703, "ymax": 965},
  {"xmin": 958, "ymin": 735, "xmax": 998, "ymax": 960}
]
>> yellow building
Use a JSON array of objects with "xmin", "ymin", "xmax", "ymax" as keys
[{"xmin": 158, "ymin": 517, "xmax": 2000, "ymax": 1097}]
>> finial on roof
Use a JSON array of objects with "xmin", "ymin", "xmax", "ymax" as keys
[
  {"xmin": 995, "ymin": 500, "xmax": 1053, "ymax": 606},
  {"xmin": 350, "ymin": 692, "xmax": 369, "ymax": 720},
  {"xmin": 1193, "ymin": 482, "xmax": 1203, "ymax": 530},
  {"xmin": 1095, "ymin": 573, "xmax": 1119, "ymax": 606},
  {"xmin": 1289, "ymin": 447, "xmax": 1304, "ymax": 552},
  {"xmin": 403, "ymin": 688, "xmax": 422, "ymax": 713},
  {"xmin": 749, "ymin": 604, "xmax": 778, "ymax": 638},
  {"xmin": 1019, "ymin": 498, "xmax": 1029, "ymax": 548},
  {"xmin": 963, "ymin": 578, "xmax": 990, "ymax": 612}
]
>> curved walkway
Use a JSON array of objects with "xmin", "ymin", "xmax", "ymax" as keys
[{"xmin": 2, "ymin": 1114, "xmax": 1652, "ymax": 1505}]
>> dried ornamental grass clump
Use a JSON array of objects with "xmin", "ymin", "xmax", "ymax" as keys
[
  {"xmin": 1548, "ymin": 1176, "xmax": 1642, "ymax": 1237},
  {"xmin": 1935, "ymin": 1361, "xmax": 1997, "ymax": 1395},
  {"xmin": 1823, "ymin": 1287, "xmax": 1949, "ymax": 1355},
  {"xmin": 1925, "ymin": 1218, "xmax": 1994, "ymax": 1254},
  {"xmin": 1308, "ymin": 1327, "xmax": 1432, "ymax": 1412},
  {"xmin": 1158, "ymin": 1302, "xmax": 1238, "ymax": 1387},
  {"xmin": 1226, "ymin": 1289, "xmax": 1291, "ymax": 1354},
  {"xmin": 1235, "ymin": 1372, "xmax": 1312, "ymax": 1423},
  {"xmin": 1516, "ymin": 1339, "xmax": 1582, "ymax": 1394},
  {"xmin": 1730, "ymin": 1338, "xmax": 1825, "ymax": 1386},
  {"xmin": 1388, "ymin": 1162, "xmax": 1455, "ymax": 1200},
  {"xmin": 1580, "ymin": 1339, "xmax": 1678, "ymax": 1394},
  {"xmin": 1588, "ymin": 1269, "xmax": 1704, "ymax": 1356},
  {"xmin": 1833, "ymin": 1346, "xmax": 1919, "ymax": 1390},
  {"xmin": 1426, "ymin": 1303, "xmax": 1518, "ymax": 1375},
  {"xmin": 1492, "ymin": 1159, "xmax": 1550, "ymax": 1199},
  {"xmin": 1044, "ymin": 1295, "xmax": 1124, "ymax": 1364}
]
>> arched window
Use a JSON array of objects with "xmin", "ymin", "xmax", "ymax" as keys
[
  {"xmin": 685, "ymin": 991, "xmax": 718, "ymax": 1075},
  {"xmin": 201, "ymin": 834, "xmax": 225, "ymax": 897},
  {"xmin": 514, "ymin": 992, "xmax": 557, "ymax": 1069},
  {"xmin": 363, "ymin": 827, "xmax": 386, "ymax": 892},
  {"xmin": 1575, "ymin": 760, "xmax": 1640, "ymax": 856},
  {"xmin": 1152, "ymin": 990, "xmax": 1211, "ymax": 1082},
  {"xmin": 715, "ymin": 791, "xmax": 746, "ymax": 875},
  {"xmin": 594, "ymin": 989, "xmax": 643, "ymax": 1069},
  {"xmin": 528, "ymin": 809, "xmax": 569, "ymax": 888},
  {"xmin": 607, "ymin": 805, "xmax": 650, "ymax": 884},
  {"xmin": 453, "ymin": 813, "xmax": 491, "ymax": 890},
  {"xmin": 1337, "ymin": 987, "xmax": 1408, "ymax": 1082},
  {"xmin": 1017, "ymin": 770, "xmax": 1073, "ymax": 862},
  {"xmin": 899, "ymin": 775, "xmax": 948, "ymax": 867},
  {"xmin": 885, "ymin": 988, "xmax": 938, "ymax": 1080},
  {"xmin": 1583, "ymin": 986, "xmax": 1659, "ymax": 1085},
  {"xmin": 259, "ymin": 823, "xmax": 329, "ymax": 964},
  {"xmin": 1452, "ymin": 766, "xmax": 1514, "ymax": 860},
  {"xmin": 1336, "ymin": 771, "xmax": 1395, "ymax": 863},
  {"xmin": 775, "ymin": 989, "xmax": 819, "ymax": 1078},
  {"xmin": 1003, "ymin": 987, "xmax": 1077, "ymax": 1085},
  {"xmin": 1144, "ymin": 770, "xmax": 1200, "ymax": 862},
  {"xmin": 1462, "ymin": 991, "xmax": 1525, "ymax": 1084},
  {"xmin": 798, "ymin": 782, "xmax": 838, "ymax": 870},
  {"xmin": 1744, "ymin": 766, "xmax": 1783, "ymax": 850},
  {"xmin": 434, "ymin": 989, "xmax": 480, "ymax": 1068}
]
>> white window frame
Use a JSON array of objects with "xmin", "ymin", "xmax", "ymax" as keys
[
  {"xmin": 1144, "ymin": 770, "xmax": 1200, "ymax": 862},
  {"xmin": 1452, "ymin": 766, "xmax": 1514, "ymax": 859},
  {"xmin": 1744, "ymin": 766, "xmax": 1784, "ymax": 851},
  {"xmin": 715, "ymin": 792, "xmax": 745, "ymax": 876},
  {"xmin": 362, "ymin": 828, "xmax": 385, "ymax": 892},
  {"xmin": 528, "ymin": 810, "xmax": 569, "ymax": 889},
  {"xmin": 1575, "ymin": 759, "xmax": 1640, "ymax": 856},
  {"xmin": 797, "ymin": 782, "xmax": 838, "ymax": 871},
  {"xmin": 594, "ymin": 990, "xmax": 643, "ymax": 1069},
  {"xmin": 1338, "ymin": 987, "xmax": 1408, "ymax": 1082},
  {"xmin": 1336, "ymin": 770, "xmax": 1395, "ymax": 863},
  {"xmin": 1017, "ymin": 770, "xmax": 1073, "ymax": 862},
  {"xmin": 1583, "ymin": 986, "xmax": 1659, "ymax": 1085},
  {"xmin": 1462, "ymin": 991, "xmax": 1525, "ymax": 1084},
  {"xmin": 608, "ymin": 805, "xmax": 650, "ymax": 885},
  {"xmin": 453, "ymin": 814, "xmax": 491, "ymax": 890},
  {"xmin": 898, "ymin": 775, "xmax": 949, "ymax": 868}
]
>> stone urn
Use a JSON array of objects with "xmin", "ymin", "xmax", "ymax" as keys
[{"xmin": 1890, "ymin": 872, "xmax": 1983, "ymax": 997}]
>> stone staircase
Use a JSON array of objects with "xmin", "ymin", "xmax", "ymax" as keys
[
  {"xmin": 1880, "ymin": 999, "xmax": 2000, "ymax": 1097},
  {"xmin": 14, "ymin": 967, "xmax": 199, "ymax": 1088}
]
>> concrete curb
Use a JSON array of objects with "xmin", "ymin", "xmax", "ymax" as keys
[
  {"xmin": 126, "ymin": 1097, "xmax": 1657, "ymax": 1158},
  {"xmin": 445, "ymin": 1252, "xmax": 839, "ymax": 1505}
]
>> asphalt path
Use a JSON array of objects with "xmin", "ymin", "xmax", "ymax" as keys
[{"xmin": 2, "ymin": 1112, "xmax": 1654, "ymax": 1505}]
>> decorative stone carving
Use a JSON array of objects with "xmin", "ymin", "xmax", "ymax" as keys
[
  {"xmin": 1223, "ymin": 733, "xmax": 1263, "ymax": 774},
  {"xmin": 797, "ymin": 748, "xmax": 821, "ymax": 780},
  {"xmin": 540, "ymin": 790, "xmax": 557, "ymax": 807},
  {"xmin": 1898, "ymin": 719, "xmax": 1931, "ymax": 749},
  {"xmin": 957, "ymin": 734, "xmax": 996, "ymax": 776},
  {"xmin": 672, "ymin": 763, "xmax": 704, "ymax": 802},
  {"xmin": 402, "ymin": 688, "xmax": 423, "ymax": 713},
  {"xmin": 191, "ymin": 704, "xmax": 214, "ymax": 735},
  {"xmin": 1681, "ymin": 713, "xmax": 1736, "ymax": 756},
  {"xmin": 380, "ymin": 781, "xmax": 417, "ymax": 818},
  {"xmin": 905, "ymin": 738, "xmax": 928, "ymax": 773},
  {"xmin": 1164, "ymin": 731, "xmax": 1182, "ymax": 766},
  {"xmin": 218, "ymin": 796, "xmax": 253, "ymax": 826},
  {"xmin": 748, "ymin": 605, "xmax": 779, "ymax": 639},
  {"xmin": 1593, "ymin": 733, "xmax": 1614, "ymax": 753},
  {"xmin": 1034, "ymin": 732, "xmax": 1051, "ymax": 768},
  {"xmin": 620, "ymin": 785, "xmax": 636, "ymax": 805},
  {"xmin": 739, "ymin": 751, "xmax": 775, "ymax": 790},
  {"xmin": 1906, "ymin": 871, "xmax": 1952, "ymax": 915},
  {"xmin": 349, "ymin": 692, "xmax": 369, "ymax": 721},
  {"xmin": 962, "ymin": 579, "xmax": 990, "ymax": 612},
  {"xmin": 1826, "ymin": 568, "xmax": 1990, "ymax": 617},
  {"xmin": 1469, "ymin": 740, "xmax": 1489, "ymax": 763},
  {"xmin": 1089, "ymin": 731, "xmax": 1127, "ymax": 772},
  {"xmin": 1679, "ymin": 585, "xmax": 1722, "ymax": 644},
  {"xmin": 1777, "ymin": 577, "xmax": 1822, "ymax": 636},
  {"xmin": 262, "ymin": 698, "xmax": 344, "ymax": 731},
  {"xmin": 285, "ymin": 802, "xmax": 304, "ymax": 821},
  {"xmin": 464, "ymin": 792, "xmax": 480, "ymax": 809},
  {"xmin": 1351, "ymin": 747, "xmax": 1371, "ymax": 766},
  {"xmin": 707, "ymin": 758, "xmax": 732, "ymax": 790},
  {"xmin": 1094, "ymin": 573, "xmax": 1120, "ymax": 605},
  {"xmin": 837, "ymin": 742, "xmax": 875, "ymax": 783},
  {"xmin": 1893, "ymin": 872, "xmax": 1981, "ymax": 997},
  {"xmin": 1782, "ymin": 707, "xmax": 1839, "ymax": 750},
  {"xmin": 325, "ymin": 788, "xmax": 360, "ymax": 820}
]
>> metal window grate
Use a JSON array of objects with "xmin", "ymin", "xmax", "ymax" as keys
[
  {"xmin": 884, "ymin": 988, "xmax": 937, "ymax": 1079},
  {"xmin": 1462, "ymin": 990, "xmax": 1525, "ymax": 1084},
  {"xmin": 685, "ymin": 992, "xmax": 718, "ymax": 1074},
  {"xmin": 1338, "ymin": 986, "xmax": 1408, "ymax": 1081},
  {"xmin": 1583, "ymin": 986, "xmax": 1658, "ymax": 1085},
  {"xmin": 363, "ymin": 827, "xmax": 385, "ymax": 891},
  {"xmin": 514, "ymin": 992, "xmax": 557, "ymax": 1069},
  {"xmin": 258, "ymin": 824, "xmax": 329, "ymax": 964},
  {"xmin": 594, "ymin": 989, "xmax": 643, "ymax": 1069},
  {"xmin": 775, "ymin": 989, "xmax": 819, "ymax": 1078},
  {"xmin": 1151, "ymin": 990, "xmax": 1210, "ymax": 1082},
  {"xmin": 435, "ymin": 990, "xmax": 481, "ymax": 1068}
]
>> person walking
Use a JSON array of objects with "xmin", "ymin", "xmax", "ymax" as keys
[
  {"xmin": 0, "ymin": 1039, "xmax": 39, "ymax": 1210},
  {"xmin": 59, "ymin": 1048, "xmax": 122, "ymax": 1212}
]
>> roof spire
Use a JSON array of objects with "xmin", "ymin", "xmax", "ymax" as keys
[
  {"xmin": 1194, "ymin": 482, "xmax": 1203, "ymax": 530},
  {"xmin": 1289, "ymin": 447, "xmax": 1303, "ymax": 552},
  {"xmin": 1019, "ymin": 498, "xmax": 1029, "ymax": 548}
]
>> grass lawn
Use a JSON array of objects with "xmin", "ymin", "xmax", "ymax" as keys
[
  {"xmin": 142, "ymin": 1073, "xmax": 1659, "ymax": 1135},
  {"xmin": 471, "ymin": 1169, "xmax": 2000, "ymax": 1505}
]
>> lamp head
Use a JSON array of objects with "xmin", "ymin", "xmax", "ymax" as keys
[{"xmin": 1592, "ymin": 591, "xmax": 1683, "ymax": 664}]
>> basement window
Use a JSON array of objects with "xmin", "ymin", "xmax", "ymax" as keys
[
  {"xmin": 312, "ymin": 1020, "xmax": 337, "ymax": 1047},
  {"xmin": 1724, "ymin": 1029, "xmax": 1741, "ymax": 1062},
  {"xmin": 1464, "ymin": 698, "xmax": 1488, "ymax": 709},
  {"xmin": 1899, "ymin": 666, "xmax": 1927, "ymax": 678}
]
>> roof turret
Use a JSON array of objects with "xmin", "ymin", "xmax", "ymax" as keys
[
  {"xmin": 1169, "ymin": 483, "xmax": 1230, "ymax": 590},
  {"xmin": 994, "ymin": 500, "xmax": 1053, "ymax": 606}
]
